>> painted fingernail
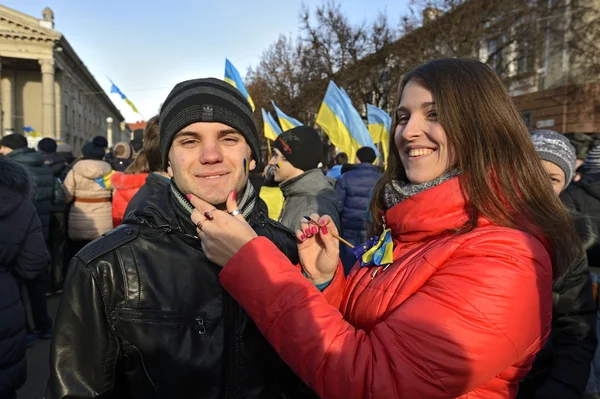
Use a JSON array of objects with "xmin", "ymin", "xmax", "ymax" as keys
[
  {"xmin": 232, "ymin": 190, "xmax": 237, "ymax": 201},
  {"xmin": 321, "ymin": 226, "xmax": 328, "ymax": 235},
  {"xmin": 311, "ymin": 226, "xmax": 318, "ymax": 234},
  {"xmin": 186, "ymin": 194, "xmax": 191, "ymax": 200},
  {"xmin": 319, "ymin": 219, "xmax": 326, "ymax": 225},
  {"xmin": 300, "ymin": 235, "xmax": 306, "ymax": 241},
  {"xmin": 303, "ymin": 216, "xmax": 312, "ymax": 222},
  {"xmin": 305, "ymin": 229, "xmax": 311, "ymax": 236}
]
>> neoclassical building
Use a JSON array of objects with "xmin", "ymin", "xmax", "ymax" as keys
[{"xmin": 0, "ymin": 5, "xmax": 127, "ymax": 154}]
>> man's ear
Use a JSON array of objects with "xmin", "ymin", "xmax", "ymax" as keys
[
  {"xmin": 167, "ymin": 161, "xmax": 174, "ymax": 178},
  {"xmin": 249, "ymin": 159, "xmax": 257, "ymax": 172}
]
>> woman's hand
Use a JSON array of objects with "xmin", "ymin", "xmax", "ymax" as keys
[
  {"xmin": 297, "ymin": 214, "xmax": 340, "ymax": 285},
  {"xmin": 189, "ymin": 191, "xmax": 258, "ymax": 267}
]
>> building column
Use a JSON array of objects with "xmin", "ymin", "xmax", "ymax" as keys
[
  {"xmin": 0, "ymin": 57, "xmax": 3, "ymax": 136},
  {"xmin": 54, "ymin": 75, "xmax": 61, "ymax": 140},
  {"xmin": 1, "ymin": 69, "xmax": 14, "ymax": 134},
  {"xmin": 39, "ymin": 58, "xmax": 56, "ymax": 138}
]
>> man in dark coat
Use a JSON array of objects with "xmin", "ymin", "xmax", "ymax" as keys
[
  {"xmin": 47, "ymin": 79, "xmax": 315, "ymax": 398},
  {"xmin": 335, "ymin": 147, "xmax": 382, "ymax": 272},
  {"xmin": 38, "ymin": 138, "xmax": 69, "ymax": 178},
  {"xmin": 0, "ymin": 157, "xmax": 49, "ymax": 399},
  {"xmin": 38, "ymin": 137, "xmax": 69, "ymax": 293}
]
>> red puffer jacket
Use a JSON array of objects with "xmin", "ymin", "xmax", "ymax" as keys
[
  {"xmin": 110, "ymin": 172, "xmax": 148, "ymax": 226},
  {"xmin": 220, "ymin": 177, "xmax": 553, "ymax": 399}
]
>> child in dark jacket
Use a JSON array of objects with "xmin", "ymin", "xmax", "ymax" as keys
[{"xmin": 519, "ymin": 130, "xmax": 598, "ymax": 399}]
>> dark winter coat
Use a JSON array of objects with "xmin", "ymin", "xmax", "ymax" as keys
[
  {"xmin": 563, "ymin": 173, "xmax": 600, "ymax": 268},
  {"xmin": 108, "ymin": 157, "xmax": 132, "ymax": 172},
  {"xmin": 7, "ymin": 148, "xmax": 66, "ymax": 238},
  {"xmin": 518, "ymin": 210, "xmax": 598, "ymax": 399},
  {"xmin": 47, "ymin": 182, "xmax": 316, "ymax": 399},
  {"xmin": 41, "ymin": 152, "xmax": 69, "ymax": 179},
  {"xmin": 335, "ymin": 163, "xmax": 382, "ymax": 233},
  {"xmin": 0, "ymin": 157, "xmax": 49, "ymax": 397},
  {"xmin": 123, "ymin": 172, "xmax": 170, "ymax": 220},
  {"xmin": 278, "ymin": 168, "xmax": 341, "ymax": 233}
]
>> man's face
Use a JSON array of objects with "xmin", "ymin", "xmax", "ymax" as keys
[
  {"xmin": 0, "ymin": 146, "xmax": 12, "ymax": 155},
  {"xmin": 168, "ymin": 122, "xmax": 255, "ymax": 206},
  {"xmin": 268, "ymin": 148, "xmax": 297, "ymax": 183}
]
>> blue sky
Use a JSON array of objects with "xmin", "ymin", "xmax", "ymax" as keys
[{"xmin": 10, "ymin": 1, "xmax": 410, "ymax": 122}]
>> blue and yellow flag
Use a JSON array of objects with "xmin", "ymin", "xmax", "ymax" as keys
[
  {"xmin": 224, "ymin": 59, "xmax": 255, "ymax": 111},
  {"xmin": 261, "ymin": 108, "xmax": 282, "ymax": 141},
  {"xmin": 109, "ymin": 79, "xmax": 140, "ymax": 114},
  {"xmin": 271, "ymin": 101, "xmax": 302, "ymax": 132},
  {"xmin": 23, "ymin": 126, "xmax": 41, "ymax": 138},
  {"xmin": 316, "ymin": 81, "xmax": 379, "ymax": 159},
  {"xmin": 367, "ymin": 104, "xmax": 391, "ymax": 163}
]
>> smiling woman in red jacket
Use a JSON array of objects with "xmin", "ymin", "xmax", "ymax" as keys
[{"xmin": 188, "ymin": 58, "xmax": 583, "ymax": 399}]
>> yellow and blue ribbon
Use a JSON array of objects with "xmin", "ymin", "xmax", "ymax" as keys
[{"xmin": 351, "ymin": 229, "xmax": 394, "ymax": 267}]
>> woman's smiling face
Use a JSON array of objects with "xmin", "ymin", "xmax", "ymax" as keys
[{"xmin": 394, "ymin": 80, "xmax": 452, "ymax": 184}]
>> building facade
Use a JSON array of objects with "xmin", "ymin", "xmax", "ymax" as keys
[{"xmin": 0, "ymin": 5, "xmax": 127, "ymax": 154}]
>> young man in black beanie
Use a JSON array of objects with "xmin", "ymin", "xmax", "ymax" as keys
[
  {"xmin": 269, "ymin": 126, "xmax": 341, "ymax": 232},
  {"xmin": 47, "ymin": 78, "xmax": 314, "ymax": 399}
]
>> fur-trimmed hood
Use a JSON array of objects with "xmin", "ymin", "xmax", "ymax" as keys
[
  {"xmin": 570, "ymin": 209, "xmax": 597, "ymax": 251},
  {"xmin": 0, "ymin": 156, "xmax": 33, "ymax": 216}
]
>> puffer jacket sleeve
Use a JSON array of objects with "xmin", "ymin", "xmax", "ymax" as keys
[
  {"xmin": 14, "ymin": 204, "xmax": 49, "ymax": 280},
  {"xmin": 530, "ymin": 252, "xmax": 597, "ymax": 398},
  {"xmin": 335, "ymin": 176, "xmax": 347, "ymax": 211},
  {"xmin": 46, "ymin": 257, "xmax": 123, "ymax": 399},
  {"xmin": 63, "ymin": 169, "xmax": 75, "ymax": 203},
  {"xmin": 219, "ymin": 232, "xmax": 552, "ymax": 399}
]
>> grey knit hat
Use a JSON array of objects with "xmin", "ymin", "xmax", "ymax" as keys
[
  {"xmin": 531, "ymin": 129, "xmax": 576, "ymax": 184},
  {"xmin": 583, "ymin": 144, "xmax": 600, "ymax": 174},
  {"xmin": 159, "ymin": 78, "xmax": 260, "ymax": 171}
]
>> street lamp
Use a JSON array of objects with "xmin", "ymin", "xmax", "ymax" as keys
[{"xmin": 106, "ymin": 116, "xmax": 113, "ymax": 148}]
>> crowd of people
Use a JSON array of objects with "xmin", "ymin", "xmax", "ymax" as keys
[{"xmin": 1, "ymin": 58, "xmax": 600, "ymax": 398}]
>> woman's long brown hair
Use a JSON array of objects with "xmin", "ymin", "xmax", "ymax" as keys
[
  {"xmin": 369, "ymin": 58, "xmax": 581, "ymax": 279},
  {"xmin": 125, "ymin": 150, "xmax": 150, "ymax": 174}
]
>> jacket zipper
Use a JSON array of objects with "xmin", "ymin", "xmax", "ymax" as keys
[
  {"xmin": 223, "ymin": 291, "xmax": 241, "ymax": 399},
  {"xmin": 118, "ymin": 308, "xmax": 206, "ymax": 335}
]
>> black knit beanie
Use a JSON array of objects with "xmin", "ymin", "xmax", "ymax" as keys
[
  {"xmin": 82, "ymin": 135, "xmax": 108, "ymax": 160},
  {"xmin": 0, "ymin": 133, "xmax": 28, "ymax": 150},
  {"xmin": 38, "ymin": 137, "xmax": 57, "ymax": 153},
  {"xmin": 273, "ymin": 126, "xmax": 324, "ymax": 172},
  {"xmin": 159, "ymin": 78, "xmax": 260, "ymax": 171}
]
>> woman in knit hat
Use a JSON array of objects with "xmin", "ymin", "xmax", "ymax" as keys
[
  {"xmin": 517, "ymin": 130, "xmax": 597, "ymax": 399},
  {"xmin": 63, "ymin": 136, "xmax": 113, "ymax": 254}
]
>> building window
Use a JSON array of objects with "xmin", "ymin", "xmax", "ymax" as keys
[
  {"xmin": 488, "ymin": 38, "xmax": 504, "ymax": 75},
  {"xmin": 515, "ymin": 24, "xmax": 533, "ymax": 75},
  {"xmin": 521, "ymin": 111, "xmax": 532, "ymax": 129},
  {"xmin": 65, "ymin": 105, "xmax": 69, "ymax": 125}
]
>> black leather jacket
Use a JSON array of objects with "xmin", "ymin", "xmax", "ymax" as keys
[{"xmin": 47, "ymin": 183, "xmax": 314, "ymax": 399}]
